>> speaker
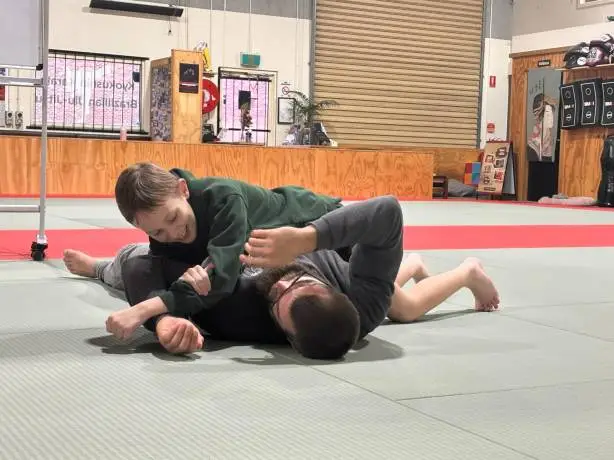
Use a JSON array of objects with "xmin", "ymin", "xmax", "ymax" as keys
[
  {"xmin": 601, "ymin": 80, "xmax": 614, "ymax": 126},
  {"xmin": 4, "ymin": 111, "xmax": 13, "ymax": 128},
  {"xmin": 14, "ymin": 111, "xmax": 23, "ymax": 129},
  {"xmin": 238, "ymin": 90, "xmax": 251, "ymax": 109},
  {"xmin": 560, "ymin": 82, "xmax": 581, "ymax": 129},
  {"xmin": 579, "ymin": 78, "xmax": 603, "ymax": 127}
]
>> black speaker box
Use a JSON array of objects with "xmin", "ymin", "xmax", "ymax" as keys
[
  {"xmin": 579, "ymin": 78, "xmax": 603, "ymax": 127},
  {"xmin": 560, "ymin": 82, "xmax": 581, "ymax": 129},
  {"xmin": 601, "ymin": 80, "xmax": 614, "ymax": 126}
]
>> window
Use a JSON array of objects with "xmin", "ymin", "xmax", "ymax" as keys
[
  {"xmin": 217, "ymin": 69, "xmax": 272, "ymax": 144},
  {"xmin": 31, "ymin": 50, "xmax": 146, "ymax": 133},
  {"xmin": 578, "ymin": 0, "xmax": 614, "ymax": 8}
]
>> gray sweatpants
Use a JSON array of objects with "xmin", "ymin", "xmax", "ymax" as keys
[{"xmin": 94, "ymin": 242, "xmax": 151, "ymax": 291}]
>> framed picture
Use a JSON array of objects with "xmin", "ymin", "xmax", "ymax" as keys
[{"xmin": 277, "ymin": 97, "xmax": 295, "ymax": 124}]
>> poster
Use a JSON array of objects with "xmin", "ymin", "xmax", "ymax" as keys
[
  {"xmin": 150, "ymin": 64, "xmax": 171, "ymax": 141},
  {"xmin": 477, "ymin": 141, "xmax": 512, "ymax": 195},
  {"xmin": 33, "ymin": 56, "xmax": 141, "ymax": 130},
  {"xmin": 178, "ymin": 63, "xmax": 199, "ymax": 94},
  {"xmin": 526, "ymin": 68, "xmax": 562, "ymax": 163}
]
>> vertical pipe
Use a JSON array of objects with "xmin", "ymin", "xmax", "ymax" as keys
[
  {"xmin": 309, "ymin": 0, "xmax": 316, "ymax": 100},
  {"xmin": 295, "ymin": 0, "xmax": 299, "ymax": 91},
  {"xmin": 248, "ymin": 0, "xmax": 252, "ymax": 53}
]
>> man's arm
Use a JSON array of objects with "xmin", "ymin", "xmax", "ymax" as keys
[
  {"xmin": 243, "ymin": 196, "xmax": 404, "ymax": 336},
  {"xmin": 245, "ymin": 195, "xmax": 403, "ymax": 283},
  {"xmin": 307, "ymin": 195, "xmax": 403, "ymax": 284},
  {"xmin": 156, "ymin": 194, "xmax": 249, "ymax": 317}
]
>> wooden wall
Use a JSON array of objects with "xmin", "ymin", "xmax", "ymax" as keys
[
  {"xmin": 510, "ymin": 47, "xmax": 566, "ymax": 200},
  {"xmin": 0, "ymin": 136, "xmax": 435, "ymax": 199},
  {"xmin": 510, "ymin": 47, "xmax": 614, "ymax": 199},
  {"xmin": 170, "ymin": 50, "xmax": 202, "ymax": 144},
  {"xmin": 340, "ymin": 144, "xmax": 480, "ymax": 182},
  {"xmin": 559, "ymin": 66, "xmax": 614, "ymax": 197}
]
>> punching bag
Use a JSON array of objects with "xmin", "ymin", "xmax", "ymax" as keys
[{"xmin": 597, "ymin": 135, "xmax": 614, "ymax": 207}]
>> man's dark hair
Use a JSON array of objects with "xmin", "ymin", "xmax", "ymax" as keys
[
  {"xmin": 114, "ymin": 162, "xmax": 180, "ymax": 224},
  {"xmin": 290, "ymin": 289, "xmax": 360, "ymax": 360}
]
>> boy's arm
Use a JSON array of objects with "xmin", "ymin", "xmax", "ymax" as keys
[{"xmin": 156, "ymin": 194, "xmax": 249, "ymax": 317}]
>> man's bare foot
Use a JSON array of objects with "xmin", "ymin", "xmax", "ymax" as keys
[
  {"xmin": 63, "ymin": 249, "xmax": 97, "ymax": 278},
  {"xmin": 462, "ymin": 257, "xmax": 500, "ymax": 312},
  {"xmin": 397, "ymin": 253, "xmax": 430, "ymax": 285}
]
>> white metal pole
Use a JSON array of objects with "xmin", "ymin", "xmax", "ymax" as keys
[{"xmin": 36, "ymin": 0, "xmax": 49, "ymax": 247}]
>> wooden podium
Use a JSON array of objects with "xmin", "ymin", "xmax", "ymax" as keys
[{"xmin": 150, "ymin": 49, "xmax": 202, "ymax": 144}]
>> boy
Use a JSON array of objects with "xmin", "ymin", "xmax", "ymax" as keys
[{"xmin": 64, "ymin": 162, "xmax": 346, "ymax": 330}]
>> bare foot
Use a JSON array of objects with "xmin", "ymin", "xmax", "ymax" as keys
[
  {"xmin": 397, "ymin": 253, "xmax": 430, "ymax": 285},
  {"xmin": 462, "ymin": 257, "xmax": 500, "ymax": 312},
  {"xmin": 63, "ymin": 249, "xmax": 97, "ymax": 278}
]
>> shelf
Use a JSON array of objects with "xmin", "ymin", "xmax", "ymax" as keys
[
  {"xmin": 563, "ymin": 62, "xmax": 614, "ymax": 72},
  {"xmin": 0, "ymin": 76, "xmax": 43, "ymax": 87}
]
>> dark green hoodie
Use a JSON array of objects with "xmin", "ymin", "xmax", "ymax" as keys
[{"xmin": 148, "ymin": 168, "xmax": 342, "ymax": 317}]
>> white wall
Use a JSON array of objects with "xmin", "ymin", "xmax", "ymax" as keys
[
  {"xmin": 513, "ymin": 0, "xmax": 614, "ymax": 37},
  {"xmin": 512, "ymin": 0, "xmax": 614, "ymax": 53},
  {"xmin": 5, "ymin": 0, "xmax": 310, "ymax": 146},
  {"xmin": 512, "ymin": 22, "xmax": 614, "ymax": 53},
  {"xmin": 480, "ymin": 37, "xmax": 511, "ymax": 147}
]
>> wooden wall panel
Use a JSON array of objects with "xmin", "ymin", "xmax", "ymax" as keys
[
  {"xmin": 510, "ymin": 47, "xmax": 614, "ymax": 199},
  {"xmin": 509, "ymin": 48, "xmax": 566, "ymax": 200},
  {"xmin": 558, "ymin": 67, "xmax": 614, "ymax": 198},
  {"xmin": 171, "ymin": 50, "xmax": 202, "ymax": 144},
  {"xmin": 340, "ymin": 143, "xmax": 480, "ymax": 182},
  {"xmin": 0, "ymin": 137, "xmax": 436, "ymax": 199}
]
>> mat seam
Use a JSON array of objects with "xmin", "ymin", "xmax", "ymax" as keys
[
  {"xmin": 271, "ymin": 349, "xmax": 539, "ymax": 460},
  {"xmin": 395, "ymin": 376, "xmax": 614, "ymax": 402},
  {"xmin": 498, "ymin": 312, "xmax": 614, "ymax": 344}
]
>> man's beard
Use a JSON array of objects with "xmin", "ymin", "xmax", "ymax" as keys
[{"xmin": 252, "ymin": 262, "xmax": 321, "ymax": 301}]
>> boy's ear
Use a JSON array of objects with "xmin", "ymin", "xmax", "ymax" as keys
[{"xmin": 177, "ymin": 178, "xmax": 189, "ymax": 198}]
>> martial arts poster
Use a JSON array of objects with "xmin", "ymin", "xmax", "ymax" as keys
[
  {"xmin": 150, "ymin": 64, "xmax": 171, "ymax": 141},
  {"xmin": 477, "ymin": 141, "xmax": 512, "ymax": 195},
  {"xmin": 526, "ymin": 68, "xmax": 562, "ymax": 163},
  {"xmin": 179, "ymin": 63, "xmax": 199, "ymax": 94}
]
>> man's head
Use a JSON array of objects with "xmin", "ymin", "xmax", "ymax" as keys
[
  {"xmin": 114, "ymin": 162, "xmax": 197, "ymax": 244},
  {"xmin": 255, "ymin": 263, "xmax": 360, "ymax": 360}
]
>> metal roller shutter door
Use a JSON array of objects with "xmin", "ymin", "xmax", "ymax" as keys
[{"xmin": 314, "ymin": 0, "xmax": 484, "ymax": 147}]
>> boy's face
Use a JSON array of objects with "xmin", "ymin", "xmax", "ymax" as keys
[{"xmin": 133, "ymin": 179, "xmax": 197, "ymax": 244}]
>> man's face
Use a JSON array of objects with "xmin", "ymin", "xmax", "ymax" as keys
[
  {"xmin": 255, "ymin": 263, "xmax": 330, "ymax": 336},
  {"xmin": 133, "ymin": 179, "xmax": 197, "ymax": 244}
]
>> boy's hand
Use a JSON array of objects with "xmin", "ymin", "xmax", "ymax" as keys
[
  {"xmin": 240, "ymin": 226, "xmax": 317, "ymax": 268},
  {"xmin": 179, "ymin": 264, "xmax": 213, "ymax": 295},
  {"xmin": 156, "ymin": 316, "xmax": 203, "ymax": 354},
  {"xmin": 106, "ymin": 307, "xmax": 145, "ymax": 341}
]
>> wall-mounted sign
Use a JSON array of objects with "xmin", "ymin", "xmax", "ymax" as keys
[{"xmin": 537, "ymin": 59, "xmax": 552, "ymax": 67}]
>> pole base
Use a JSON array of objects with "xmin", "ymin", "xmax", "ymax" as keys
[{"xmin": 31, "ymin": 241, "xmax": 48, "ymax": 261}]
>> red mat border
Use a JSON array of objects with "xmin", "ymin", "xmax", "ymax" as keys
[
  {"xmin": 2, "ymin": 194, "xmax": 613, "ymax": 212},
  {"xmin": 2, "ymin": 224, "xmax": 614, "ymax": 261}
]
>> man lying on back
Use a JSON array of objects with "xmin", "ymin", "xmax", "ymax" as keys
[{"xmin": 101, "ymin": 195, "xmax": 500, "ymax": 359}]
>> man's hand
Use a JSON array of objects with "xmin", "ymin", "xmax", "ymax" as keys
[
  {"xmin": 156, "ymin": 316, "xmax": 204, "ymax": 354},
  {"xmin": 179, "ymin": 263, "xmax": 213, "ymax": 295},
  {"xmin": 106, "ymin": 307, "xmax": 145, "ymax": 341},
  {"xmin": 240, "ymin": 226, "xmax": 317, "ymax": 268}
]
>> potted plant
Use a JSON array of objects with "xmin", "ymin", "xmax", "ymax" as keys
[{"xmin": 286, "ymin": 90, "xmax": 338, "ymax": 145}]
